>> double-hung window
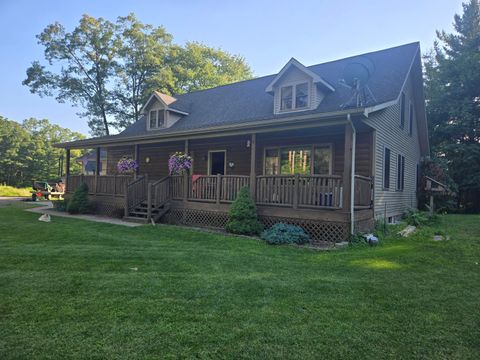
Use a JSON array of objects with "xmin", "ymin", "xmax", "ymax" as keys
[
  {"xmin": 397, "ymin": 154, "xmax": 405, "ymax": 191},
  {"xmin": 149, "ymin": 110, "xmax": 165, "ymax": 129},
  {"xmin": 400, "ymin": 92, "xmax": 406, "ymax": 129},
  {"xmin": 384, "ymin": 147, "xmax": 391, "ymax": 189},
  {"xmin": 264, "ymin": 145, "xmax": 331, "ymax": 175},
  {"xmin": 409, "ymin": 102, "xmax": 414, "ymax": 136},
  {"xmin": 280, "ymin": 82, "xmax": 309, "ymax": 111}
]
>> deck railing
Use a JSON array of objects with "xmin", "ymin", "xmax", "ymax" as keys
[
  {"xmin": 67, "ymin": 173, "xmax": 373, "ymax": 214},
  {"xmin": 354, "ymin": 175, "xmax": 373, "ymax": 208},
  {"xmin": 126, "ymin": 175, "xmax": 148, "ymax": 213},
  {"xmin": 256, "ymin": 175, "xmax": 343, "ymax": 209},
  {"xmin": 66, "ymin": 174, "xmax": 133, "ymax": 196}
]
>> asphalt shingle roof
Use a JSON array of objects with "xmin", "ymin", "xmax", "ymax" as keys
[{"xmin": 82, "ymin": 42, "xmax": 420, "ymax": 142}]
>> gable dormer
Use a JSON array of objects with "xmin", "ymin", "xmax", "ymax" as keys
[
  {"xmin": 141, "ymin": 91, "xmax": 189, "ymax": 131},
  {"xmin": 266, "ymin": 58, "xmax": 335, "ymax": 115}
]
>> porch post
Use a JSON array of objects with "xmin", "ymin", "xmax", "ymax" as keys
[
  {"xmin": 134, "ymin": 144, "xmax": 139, "ymax": 178},
  {"xmin": 249, "ymin": 134, "xmax": 256, "ymax": 199},
  {"xmin": 95, "ymin": 147, "xmax": 101, "ymax": 195},
  {"xmin": 65, "ymin": 148, "xmax": 71, "ymax": 192},
  {"xmin": 183, "ymin": 140, "xmax": 189, "ymax": 202},
  {"xmin": 343, "ymin": 123, "xmax": 353, "ymax": 213}
]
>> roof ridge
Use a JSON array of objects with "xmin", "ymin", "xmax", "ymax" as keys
[{"xmin": 175, "ymin": 42, "xmax": 420, "ymax": 98}]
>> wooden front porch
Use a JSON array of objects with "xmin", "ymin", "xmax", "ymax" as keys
[{"xmin": 64, "ymin": 123, "xmax": 375, "ymax": 243}]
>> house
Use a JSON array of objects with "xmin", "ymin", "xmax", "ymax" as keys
[
  {"xmin": 56, "ymin": 42, "xmax": 429, "ymax": 245},
  {"xmin": 76, "ymin": 149, "xmax": 107, "ymax": 175}
]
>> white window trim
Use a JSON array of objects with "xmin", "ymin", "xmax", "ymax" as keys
[
  {"xmin": 207, "ymin": 150, "xmax": 227, "ymax": 175},
  {"xmin": 147, "ymin": 109, "xmax": 167, "ymax": 130},
  {"xmin": 278, "ymin": 80, "xmax": 311, "ymax": 112},
  {"xmin": 262, "ymin": 143, "xmax": 333, "ymax": 175}
]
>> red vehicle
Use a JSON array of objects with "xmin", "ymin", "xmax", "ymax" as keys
[{"xmin": 31, "ymin": 180, "xmax": 65, "ymax": 201}]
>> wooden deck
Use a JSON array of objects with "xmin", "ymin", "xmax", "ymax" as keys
[{"xmin": 66, "ymin": 173, "xmax": 373, "ymax": 220}]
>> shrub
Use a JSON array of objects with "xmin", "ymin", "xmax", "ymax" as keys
[
  {"xmin": 52, "ymin": 199, "xmax": 68, "ymax": 212},
  {"xmin": 225, "ymin": 187, "xmax": 263, "ymax": 235},
  {"xmin": 405, "ymin": 209, "xmax": 430, "ymax": 227},
  {"xmin": 67, "ymin": 183, "xmax": 92, "ymax": 214},
  {"xmin": 261, "ymin": 223, "xmax": 310, "ymax": 245}
]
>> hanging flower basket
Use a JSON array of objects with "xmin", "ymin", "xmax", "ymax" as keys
[
  {"xmin": 168, "ymin": 152, "xmax": 192, "ymax": 175},
  {"xmin": 117, "ymin": 157, "xmax": 138, "ymax": 174}
]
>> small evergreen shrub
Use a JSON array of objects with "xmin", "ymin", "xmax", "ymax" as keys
[
  {"xmin": 52, "ymin": 199, "xmax": 68, "ymax": 212},
  {"xmin": 261, "ymin": 223, "xmax": 310, "ymax": 245},
  {"xmin": 225, "ymin": 187, "xmax": 263, "ymax": 235},
  {"xmin": 67, "ymin": 183, "xmax": 92, "ymax": 214}
]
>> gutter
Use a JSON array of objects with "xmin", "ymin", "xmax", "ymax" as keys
[
  {"xmin": 347, "ymin": 113, "xmax": 356, "ymax": 235},
  {"xmin": 55, "ymin": 108, "xmax": 365, "ymax": 149}
]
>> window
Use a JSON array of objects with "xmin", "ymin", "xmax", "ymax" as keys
[
  {"xmin": 158, "ymin": 110, "xmax": 165, "ymax": 127},
  {"xmin": 409, "ymin": 102, "xmax": 414, "ymax": 136},
  {"xmin": 314, "ymin": 146, "xmax": 331, "ymax": 174},
  {"xmin": 149, "ymin": 110, "xmax": 157, "ymax": 128},
  {"xmin": 295, "ymin": 83, "xmax": 309, "ymax": 108},
  {"xmin": 400, "ymin": 92, "xmax": 405, "ymax": 129},
  {"xmin": 264, "ymin": 145, "xmax": 331, "ymax": 175},
  {"xmin": 280, "ymin": 148, "xmax": 311, "ymax": 174},
  {"xmin": 280, "ymin": 86, "xmax": 293, "ymax": 110},
  {"xmin": 397, "ymin": 154, "xmax": 405, "ymax": 191},
  {"xmin": 265, "ymin": 149, "xmax": 280, "ymax": 175},
  {"xmin": 384, "ymin": 147, "xmax": 391, "ymax": 189},
  {"xmin": 280, "ymin": 82, "xmax": 309, "ymax": 111},
  {"xmin": 149, "ymin": 110, "xmax": 166, "ymax": 129}
]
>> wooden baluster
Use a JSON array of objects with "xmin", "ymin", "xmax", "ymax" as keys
[
  {"xmin": 293, "ymin": 174, "xmax": 299, "ymax": 209},
  {"xmin": 216, "ymin": 174, "xmax": 221, "ymax": 204},
  {"xmin": 147, "ymin": 182, "xmax": 152, "ymax": 222}
]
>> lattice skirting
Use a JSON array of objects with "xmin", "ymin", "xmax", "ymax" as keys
[
  {"xmin": 87, "ymin": 195, "xmax": 125, "ymax": 218},
  {"xmin": 161, "ymin": 208, "xmax": 351, "ymax": 244}
]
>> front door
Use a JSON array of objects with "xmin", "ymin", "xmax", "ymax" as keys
[{"xmin": 209, "ymin": 151, "xmax": 226, "ymax": 175}]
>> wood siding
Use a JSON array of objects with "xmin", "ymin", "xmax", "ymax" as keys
[
  {"xmin": 363, "ymin": 73, "xmax": 421, "ymax": 219},
  {"xmin": 106, "ymin": 146, "xmax": 135, "ymax": 175}
]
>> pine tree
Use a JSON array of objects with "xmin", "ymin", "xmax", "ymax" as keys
[
  {"xmin": 424, "ymin": 0, "xmax": 480, "ymax": 212},
  {"xmin": 225, "ymin": 187, "xmax": 263, "ymax": 235}
]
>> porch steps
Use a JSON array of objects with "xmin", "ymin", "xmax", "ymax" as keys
[{"xmin": 123, "ymin": 201, "xmax": 170, "ymax": 224}]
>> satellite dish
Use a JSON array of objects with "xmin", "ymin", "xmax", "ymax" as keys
[
  {"xmin": 342, "ymin": 57, "xmax": 375, "ymax": 88},
  {"xmin": 339, "ymin": 57, "xmax": 376, "ymax": 108}
]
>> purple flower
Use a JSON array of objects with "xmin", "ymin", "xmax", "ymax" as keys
[
  {"xmin": 117, "ymin": 157, "xmax": 138, "ymax": 174},
  {"xmin": 168, "ymin": 152, "xmax": 192, "ymax": 175}
]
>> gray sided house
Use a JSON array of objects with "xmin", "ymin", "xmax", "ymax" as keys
[{"xmin": 56, "ymin": 42, "xmax": 429, "ymax": 245}]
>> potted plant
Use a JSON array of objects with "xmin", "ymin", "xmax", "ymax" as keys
[
  {"xmin": 117, "ymin": 157, "xmax": 138, "ymax": 174},
  {"xmin": 168, "ymin": 152, "xmax": 193, "ymax": 175}
]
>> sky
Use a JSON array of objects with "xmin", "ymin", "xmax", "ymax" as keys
[{"xmin": 0, "ymin": 0, "xmax": 463, "ymax": 135}]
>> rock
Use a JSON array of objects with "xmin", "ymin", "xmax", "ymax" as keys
[
  {"xmin": 398, "ymin": 225, "xmax": 416, "ymax": 237},
  {"xmin": 38, "ymin": 214, "xmax": 51, "ymax": 222}
]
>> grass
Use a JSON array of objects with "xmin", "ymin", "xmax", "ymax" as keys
[
  {"xmin": 0, "ymin": 203, "xmax": 479, "ymax": 359},
  {"xmin": 0, "ymin": 185, "xmax": 32, "ymax": 197}
]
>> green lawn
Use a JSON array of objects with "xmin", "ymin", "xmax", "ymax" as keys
[
  {"xmin": 0, "ymin": 203, "xmax": 479, "ymax": 359},
  {"xmin": 0, "ymin": 185, "xmax": 32, "ymax": 197}
]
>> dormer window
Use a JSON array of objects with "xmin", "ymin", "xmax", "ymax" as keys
[
  {"xmin": 149, "ymin": 110, "xmax": 165, "ymax": 129},
  {"xmin": 280, "ymin": 86, "xmax": 293, "ymax": 110},
  {"xmin": 280, "ymin": 82, "xmax": 309, "ymax": 111}
]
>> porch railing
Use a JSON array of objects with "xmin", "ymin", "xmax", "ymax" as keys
[
  {"xmin": 66, "ymin": 174, "xmax": 133, "ymax": 196},
  {"xmin": 256, "ymin": 175, "xmax": 343, "ymax": 209},
  {"xmin": 187, "ymin": 175, "xmax": 250, "ymax": 203},
  {"xmin": 354, "ymin": 175, "xmax": 373, "ymax": 208},
  {"xmin": 126, "ymin": 175, "xmax": 148, "ymax": 213}
]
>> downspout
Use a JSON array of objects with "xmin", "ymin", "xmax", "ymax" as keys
[{"xmin": 347, "ymin": 113, "xmax": 356, "ymax": 235}]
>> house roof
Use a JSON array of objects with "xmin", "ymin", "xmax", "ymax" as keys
[{"xmin": 58, "ymin": 42, "xmax": 422, "ymax": 147}]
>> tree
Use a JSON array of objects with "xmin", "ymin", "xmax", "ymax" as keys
[
  {"xmin": 168, "ymin": 42, "xmax": 252, "ymax": 94},
  {"xmin": 113, "ymin": 14, "xmax": 173, "ymax": 129},
  {"xmin": 0, "ymin": 116, "xmax": 84, "ymax": 187},
  {"xmin": 24, "ymin": 14, "xmax": 252, "ymax": 135},
  {"xmin": 225, "ymin": 187, "xmax": 263, "ymax": 235},
  {"xmin": 424, "ymin": 0, "xmax": 480, "ymax": 212},
  {"xmin": 23, "ymin": 15, "xmax": 119, "ymax": 136}
]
